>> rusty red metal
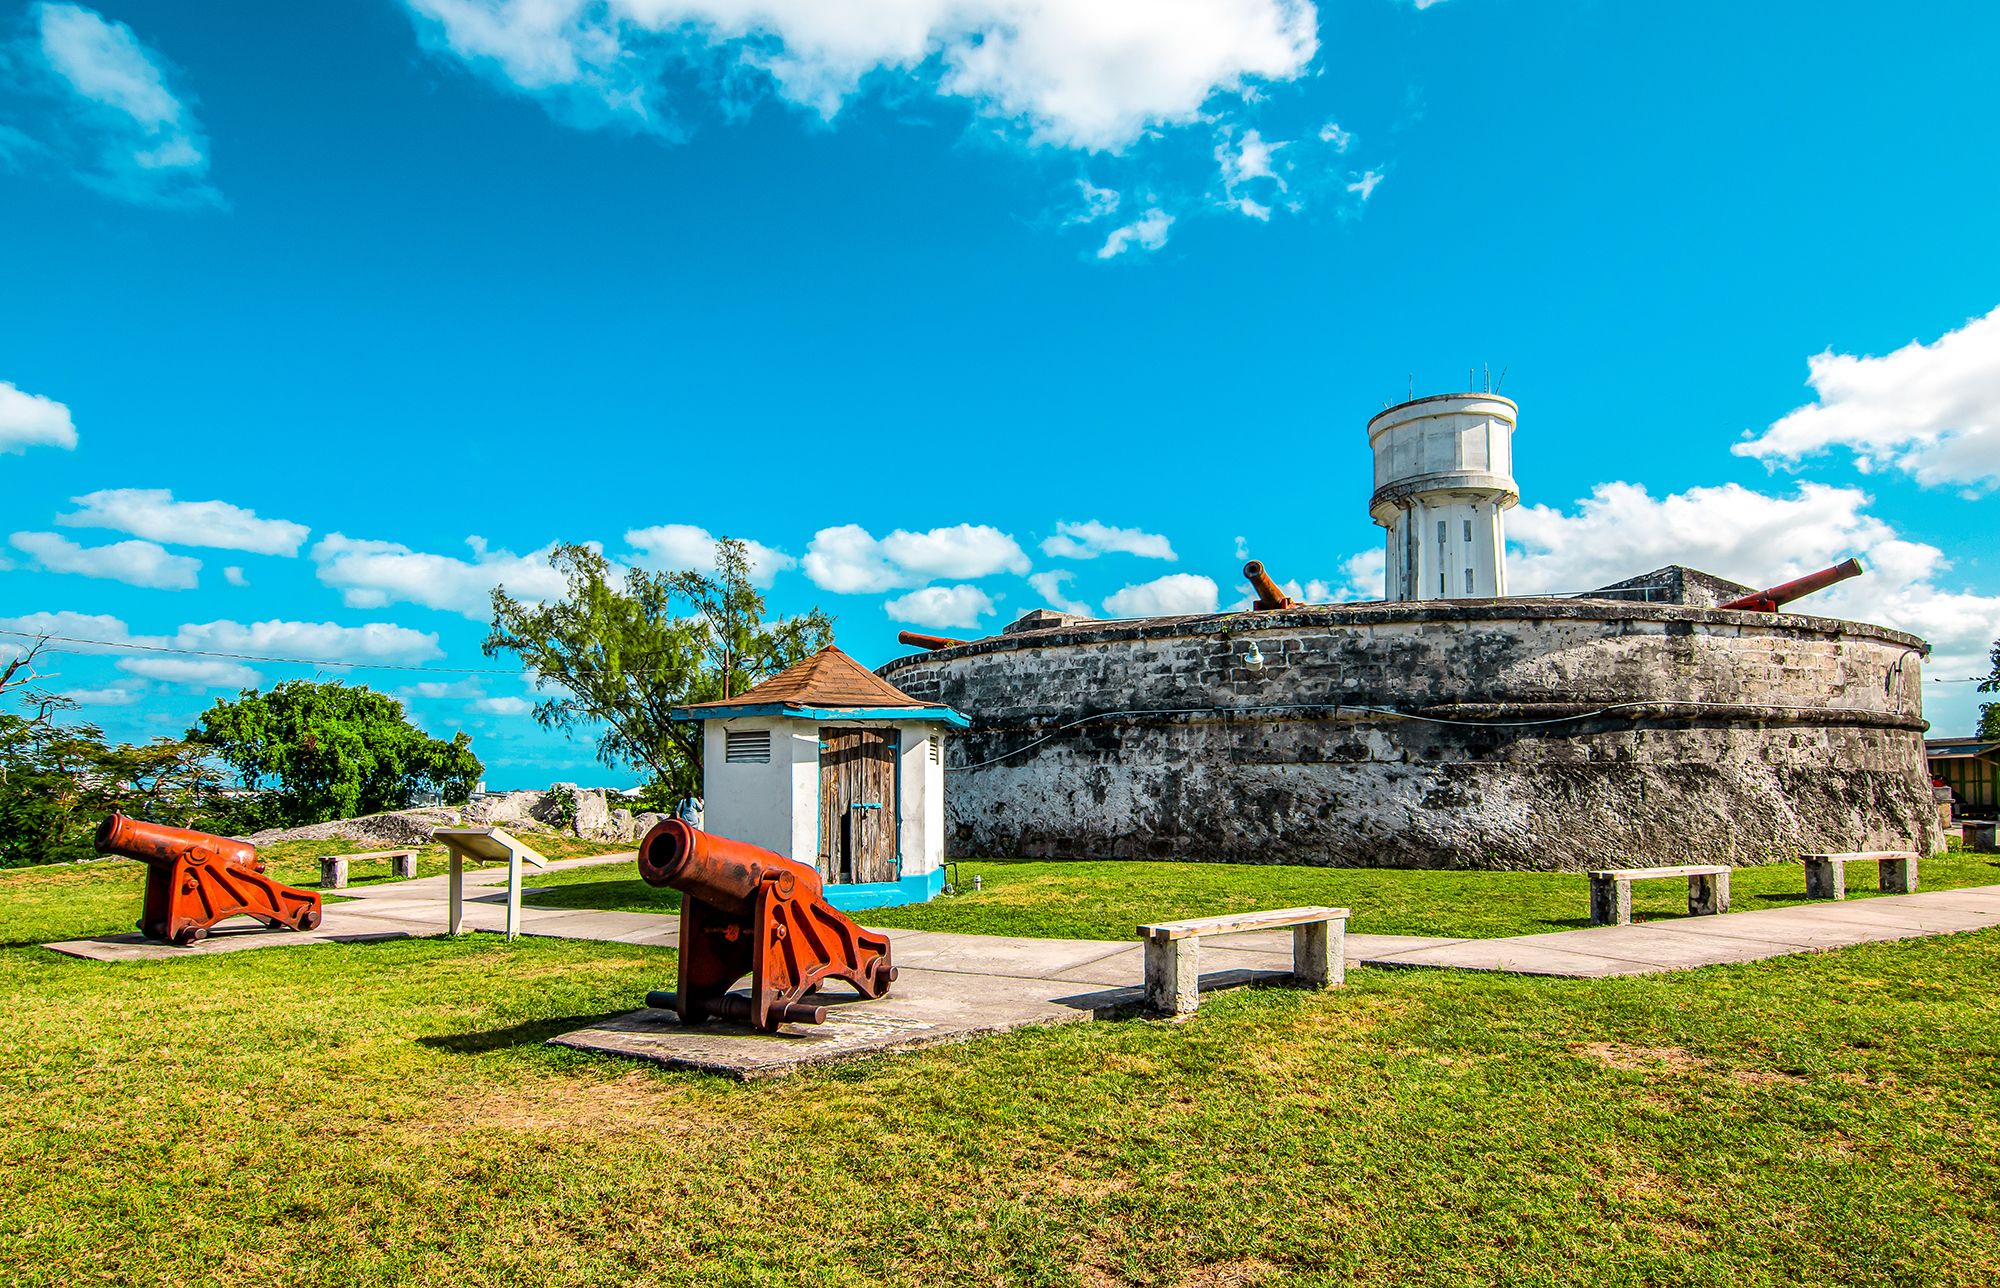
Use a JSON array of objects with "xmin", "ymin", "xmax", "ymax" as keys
[
  {"xmin": 897, "ymin": 630, "xmax": 966, "ymax": 650},
  {"xmin": 1718, "ymin": 557, "xmax": 1865, "ymax": 613},
  {"xmin": 1243, "ymin": 560, "xmax": 1298, "ymax": 611},
  {"xmin": 95, "ymin": 813, "xmax": 323, "ymax": 946},
  {"xmin": 636, "ymin": 818, "xmax": 895, "ymax": 1031}
]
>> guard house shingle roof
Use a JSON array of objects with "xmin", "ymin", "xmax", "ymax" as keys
[{"xmin": 677, "ymin": 646, "xmax": 959, "ymax": 719}]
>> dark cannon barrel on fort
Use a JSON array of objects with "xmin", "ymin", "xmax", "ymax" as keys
[{"xmin": 636, "ymin": 818, "xmax": 896, "ymax": 1031}]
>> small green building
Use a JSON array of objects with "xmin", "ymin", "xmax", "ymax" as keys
[{"xmin": 1927, "ymin": 738, "xmax": 1999, "ymax": 819}]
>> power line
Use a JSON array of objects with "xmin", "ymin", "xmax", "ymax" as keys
[{"xmin": 0, "ymin": 629, "xmax": 520, "ymax": 675}]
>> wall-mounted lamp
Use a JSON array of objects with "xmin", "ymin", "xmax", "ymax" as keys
[{"xmin": 1243, "ymin": 642, "xmax": 1266, "ymax": 670}]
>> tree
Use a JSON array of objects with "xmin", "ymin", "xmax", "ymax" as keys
[
  {"xmin": 187, "ymin": 680, "xmax": 483, "ymax": 827},
  {"xmin": 484, "ymin": 538, "xmax": 833, "ymax": 798},
  {"xmin": 1980, "ymin": 636, "xmax": 2000, "ymax": 739}
]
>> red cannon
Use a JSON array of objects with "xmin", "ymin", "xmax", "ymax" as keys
[
  {"xmin": 1718, "ymin": 557, "xmax": 1865, "ymax": 613},
  {"xmin": 636, "ymin": 818, "xmax": 895, "ymax": 1031},
  {"xmin": 898, "ymin": 630, "xmax": 966, "ymax": 650},
  {"xmin": 1244, "ymin": 560, "xmax": 1298, "ymax": 611},
  {"xmin": 95, "ymin": 814, "xmax": 323, "ymax": 946}
]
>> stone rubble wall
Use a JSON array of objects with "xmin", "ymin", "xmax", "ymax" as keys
[
  {"xmin": 879, "ymin": 600, "xmax": 1942, "ymax": 871},
  {"xmin": 247, "ymin": 786, "xmax": 666, "ymax": 847}
]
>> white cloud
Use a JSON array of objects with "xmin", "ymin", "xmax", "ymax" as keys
[
  {"xmin": 311, "ymin": 533, "xmax": 576, "ymax": 618},
  {"xmin": 1098, "ymin": 208, "xmax": 1172, "ymax": 259},
  {"xmin": 623, "ymin": 523, "xmax": 795, "ymax": 586},
  {"xmin": 1102, "ymin": 572, "xmax": 1219, "ymax": 618},
  {"xmin": 57, "ymin": 488, "xmax": 310, "ymax": 555},
  {"xmin": 1216, "ymin": 126, "xmax": 1286, "ymax": 219},
  {"xmin": 1071, "ymin": 177, "xmax": 1120, "ymax": 223},
  {"xmin": 402, "ymin": 0, "xmax": 1320, "ymax": 152},
  {"xmin": 0, "ymin": 381, "xmax": 77, "ymax": 454},
  {"xmin": 223, "ymin": 565, "xmax": 248, "ymax": 587},
  {"xmin": 802, "ymin": 523, "xmax": 1030, "ymax": 593},
  {"xmin": 9, "ymin": 530, "xmax": 200, "ymax": 589},
  {"xmin": 20, "ymin": 3, "xmax": 218, "ymax": 207},
  {"xmin": 62, "ymin": 685, "xmax": 141, "ymax": 706},
  {"xmin": 0, "ymin": 610, "xmax": 145, "ymax": 650},
  {"xmin": 1733, "ymin": 304, "xmax": 2000, "ymax": 491},
  {"xmin": 1346, "ymin": 169, "xmax": 1383, "ymax": 201},
  {"xmin": 473, "ymin": 695, "xmax": 533, "ymax": 716},
  {"xmin": 883, "ymin": 584, "xmax": 996, "ymax": 630},
  {"xmin": 116, "ymin": 655, "xmax": 259, "ymax": 689},
  {"xmin": 1333, "ymin": 548, "xmax": 1384, "ymax": 601},
  {"xmin": 1316, "ymin": 119, "xmax": 1351, "ymax": 151},
  {"xmin": 1041, "ymin": 520, "xmax": 1177, "ymax": 561},
  {"xmin": 1027, "ymin": 569, "xmax": 1093, "ymax": 616}
]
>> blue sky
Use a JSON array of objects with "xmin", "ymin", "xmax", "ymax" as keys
[{"xmin": 3, "ymin": 0, "xmax": 1997, "ymax": 788}]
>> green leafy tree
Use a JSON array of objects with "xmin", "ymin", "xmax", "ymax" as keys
[
  {"xmin": 484, "ymin": 538, "xmax": 833, "ymax": 798},
  {"xmin": 1980, "ymin": 636, "xmax": 2000, "ymax": 739},
  {"xmin": 187, "ymin": 681, "xmax": 483, "ymax": 827}
]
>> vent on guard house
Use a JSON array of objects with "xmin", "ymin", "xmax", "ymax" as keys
[
  {"xmin": 929, "ymin": 737, "xmax": 942, "ymax": 765},
  {"xmin": 725, "ymin": 729, "xmax": 771, "ymax": 764}
]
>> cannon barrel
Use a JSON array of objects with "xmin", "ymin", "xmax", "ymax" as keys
[
  {"xmin": 1718, "ymin": 557, "xmax": 1865, "ymax": 613},
  {"xmin": 637, "ymin": 817, "xmax": 824, "ymax": 914},
  {"xmin": 96, "ymin": 812, "xmax": 261, "ymax": 871},
  {"xmin": 1243, "ymin": 560, "xmax": 1297, "ymax": 611},
  {"xmin": 898, "ymin": 630, "xmax": 967, "ymax": 650}
]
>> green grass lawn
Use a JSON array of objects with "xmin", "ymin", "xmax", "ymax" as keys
[
  {"xmin": 4, "ymin": 849, "xmax": 1997, "ymax": 1285},
  {"xmin": 523, "ymin": 844, "xmax": 2000, "ymax": 942}
]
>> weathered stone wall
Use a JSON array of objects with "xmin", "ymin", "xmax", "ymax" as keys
[{"xmin": 879, "ymin": 600, "xmax": 1942, "ymax": 870}]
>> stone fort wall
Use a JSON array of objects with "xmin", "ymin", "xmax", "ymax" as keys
[{"xmin": 878, "ymin": 600, "xmax": 1942, "ymax": 871}]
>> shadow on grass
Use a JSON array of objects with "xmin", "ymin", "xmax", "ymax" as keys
[
  {"xmin": 525, "ymin": 879, "xmax": 680, "ymax": 915},
  {"xmin": 418, "ymin": 1010, "xmax": 638, "ymax": 1054}
]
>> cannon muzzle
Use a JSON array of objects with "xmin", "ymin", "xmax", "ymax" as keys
[
  {"xmin": 636, "ymin": 819, "xmax": 894, "ymax": 1031},
  {"xmin": 1718, "ymin": 557, "xmax": 1865, "ymax": 613},
  {"xmin": 897, "ymin": 630, "xmax": 967, "ymax": 650},
  {"xmin": 95, "ymin": 813, "xmax": 322, "ymax": 945},
  {"xmin": 1243, "ymin": 560, "xmax": 1298, "ymax": 611}
]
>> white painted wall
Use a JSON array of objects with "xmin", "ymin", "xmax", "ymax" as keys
[
  {"xmin": 895, "ymin": 724, "xmax": 947, "ymax": 878},
  {"xmin": 1367, "ymin": 393, "xmax": 1519, "ymax": 601}
]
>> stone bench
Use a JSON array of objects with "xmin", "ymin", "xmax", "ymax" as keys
[
  {"xmin": 320, "ymin": 849, "xmax": 418, "ymax": 890},
  {"xmin": 1587, "ymin": 865, "xmax": 1730, "ymax": 927},
  {"xmin": 1137, "ymin": 906, "xmax": 1348, "ymax": 1016},
  {"xmin": 1803, "ymin": 850, "xmax": 1919, "ymax": 900}
]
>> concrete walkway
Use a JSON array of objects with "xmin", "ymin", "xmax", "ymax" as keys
[{"xmin": 41, "ymin": 860, "xmax": 2000, "ymax": 1077}]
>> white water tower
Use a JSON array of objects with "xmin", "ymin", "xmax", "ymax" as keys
[{"xmin": 1367, "ymin": 392, "xmax": 1519, "ymax": 601}]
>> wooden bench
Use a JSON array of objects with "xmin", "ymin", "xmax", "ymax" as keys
[
  {"xmin": 1802, "ymin": 850, "xmax": 1919, "ymax": 900},
  {"xmin": 319, "ymin": 849, "xmax": 417, "ymax": 889},
  {"xmin": 1136, "ymin": 906, "xmax": 1348, "ymax": 1016},
  {"xmin": 1587, "ymin": 865, "xmax": 1730, "ymax": 926}
]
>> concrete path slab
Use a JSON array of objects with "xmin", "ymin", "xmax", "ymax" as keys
[
  {"xmin": 885, "ymin": 931, "xmax": 1133, "ymax": 979},
  {"xmin": 45, "ymin": 913, "xmax": 418, "ymax": 961}
]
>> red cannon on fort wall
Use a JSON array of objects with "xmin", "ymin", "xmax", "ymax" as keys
[
  {"xmin": 1718, "ymin": 557, "xmax": 1866, "ymax": 613},
  {"xmin": 636, "ymin": 818, "xmax": 896, "ymax": 1032},
  {"xmin": 96, "ymin": 814, "xmax": 323, "ymax": 945},
  {"xmin": 1244, "ymin": 560, "xmax": 1298, "ymax": 611}
]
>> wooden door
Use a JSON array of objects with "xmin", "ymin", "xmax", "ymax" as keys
[{"xmin": 818, "ymin": 727, "xmax": 899, "ymax": 884}]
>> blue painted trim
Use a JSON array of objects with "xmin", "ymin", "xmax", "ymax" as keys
[
  {"xmin": 673, "ymin": 704, "xmax": 969, "ymax": 726},
  {"xmin": 822, "ymin": 865, "xmax": 945, "ymax": 912}
]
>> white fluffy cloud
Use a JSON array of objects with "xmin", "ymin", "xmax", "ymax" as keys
[
  {"xmin": 802, "ymin": 523, "xmax": 1030, "ymax": 593},
  {"xmin": 403, "ymin": 0, "xmax": 1319, "ymax": 152},
  {"xmin": 1102, "ymin": 572, "xmax": 1219, "ymax": 618},
  {"xmin": 9, "ymin": 530, "xmax": 200, "ymax": 589},
  {"xmin": 623, "ymin": 523, "xmax": 794, "ymax": 586},
  {"xmin": 20, "ymin": 3, "xmax": 218, "ymax": 206},
  {"xmin": 1734, "ymin": 304, "xmax": 2000, "ymax": 491},
  {"xmin": 1504, "ymin": 480, "xmax": 2000, "ymax": 727},
  {"xmin": 0, "ymin": 381, "xmax": 77, "ymax": 454},
  {"xmin": 883, "ymin": 583, "xmax": 996, "ymax": 630},
  {"xmin": 1041, "ymin": 520, "xmax": 1176, "ymax": 561},
  {"xmin": 473, "ymin": 694, "xmax": 533, "ymax": 716},
  {"xmin": 1097, "ymin": 208, "xmax": 1172, "ymax": 259},
  {"xmin": 223, "ymin": 565, "xmax": 248, "ymax": 586},
  {"xmin": 1345, "ymin": 169, "xmax": 1383, "ymax": 201},
  {"xmin": 311, "ymin": 533, "xmax": 576, "ymax": 618},
  {"xmin": 58, "ymin": 488, "xmax": 310, "ymax": 555},
  {"xmin": 0, "ymin": 611, "xmax": 442, "ymax": 692},
  {"xmin": 1027, "ymin": 569, "xmax": 1093, "ymax": 616}
]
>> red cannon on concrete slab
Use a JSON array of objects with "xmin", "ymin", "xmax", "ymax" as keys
[
  {"xmin": 95, "ymin": 813, "xmax": 323, "ymax": 946},
  {"xmin": 1243, "ymin": 560, "xmax": 1298, "ymax": 611},
  {"xmin": 1718, "ymin": 557, "xmax": 1866, "ymax": 613},
  {"xmin": 636, "ymin": 818, "xmax": 896, "ymax": 1032}
]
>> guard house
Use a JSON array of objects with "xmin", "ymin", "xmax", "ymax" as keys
[
  {"xmin": 1928, "ymin": 738, "xmax": 1999, "ymax": 820},
  {"xmin": 673, "ymin": 647, "xmax": 967, "ymax": 911}
]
